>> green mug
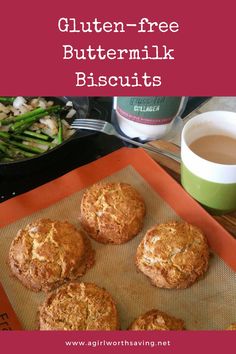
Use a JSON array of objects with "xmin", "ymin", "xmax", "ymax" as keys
[{"xmin": 181, "ymin": 111, "xmax": 236, "ymax": 214}]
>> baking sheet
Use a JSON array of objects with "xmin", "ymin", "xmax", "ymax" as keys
[{"xmin": 0, "ymin": 160, "xmax": 236, "ymax": 330}]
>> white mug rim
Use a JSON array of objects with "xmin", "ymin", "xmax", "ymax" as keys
[{"xmin": 181, "ymin": 111, "xmax": 236, "ymax": 184}]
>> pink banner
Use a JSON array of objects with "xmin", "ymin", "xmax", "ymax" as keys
[
  {"xmin": 1, "ymin": 0, "xmax": 236, "ymax": 95},
  {"xmin": 0, "ymin": 330, "xmax": 236, "ymax": 354}
]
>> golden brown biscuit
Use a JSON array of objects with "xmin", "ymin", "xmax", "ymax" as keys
[
  {"xmin": 129, "ymin": 309, "xmax": 185, "ymax": 330},
  {"xmin": 136, "ymin": 221, "xmax": 209, "ymax": 289},
  {"xmin": 80, "ymin": 182, "xmax": 146, "ymax": 244},
  {"xmin": 226, "ymin": 323, "xmax": 236, "ymax": 330},
  {"xmin": 39, "ymin": 282, "xmax": 120, "ymax": 330},
  {"xmin": 9, "ymin": 219, "xmax": 95, "ymax": 292}
]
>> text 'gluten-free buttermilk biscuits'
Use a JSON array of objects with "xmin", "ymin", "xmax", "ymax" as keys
[
  {"xmin": 39, "ymin": 282, "xmax": 120, "ymax": 330},
  {"xmin": 9, "ymin": 219, "xmax": 95, "ymax": 292},
  {"xmin": 80, "ymin": 182, "xmax": 146, "ymax": 244},
  {"xmin": 136, "ymin": 221, "xmax": 209, "ymax": 289},
  {"xmin": 128, "ymin": 309, "xmax": 185, "ymax": 330}
]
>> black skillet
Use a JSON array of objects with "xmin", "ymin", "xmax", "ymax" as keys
[{"xmin": 0, "ymin": 96, "xmax": 107, "ymax": 176}]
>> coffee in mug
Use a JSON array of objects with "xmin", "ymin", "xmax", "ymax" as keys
[
  {"xmin": 189, "ymin": 135, "xmax": 236, "ymax": 164},
  {"xmin": 181, "ymin": 111, "xmax": 236, "ymax": 214}
]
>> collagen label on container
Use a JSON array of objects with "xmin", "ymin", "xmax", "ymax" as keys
[{"xmin": 116, "ymin": 96, "xmax": 183, "ymax": 125}]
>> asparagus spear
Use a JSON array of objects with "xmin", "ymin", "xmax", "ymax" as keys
[
  {"xmin": 8, "ymin": 140, "xmax": 46, "ymax": 154},
  {"xmin": 0, "ymin": 141, "xmax": 35, "ymax": 158},
  {"xmin": 9, "ymin": 147, "xmax": 35, "ymax": 158},
  {"xmin": 14, "ymin": 121, "xmax": 38, "ymax": 134},
  {"xmin": 23, "ymin": 130, "xmax": 50, "ymax": 140},
  {"xmin": 0, "ymin": 97, "xmax": 15, "ymax": 104},
  {"xmin": 10, "ymin": 112, "xmax": 48, "ymax": 131},
  {"xmin": 0, "ymin": 131, "xmax": 10, "ymax": 139},
  {"xmin": 57, "ymin": 117, "xmax": 63, "ymax": 144},
  {"xmin": 1, "ymin": 157, "xmax": 14, "ymax": 162},
  {"xmin": 1, "ymin": 107, "xmax": 44, "ymax": 126},
  {"xmin": 0, "ymin": 142, "xmax": 8, "ymax": 154},
  {"xmin": 0, "ymin": 131, "xmax": 54, "ymax": 148},
  {"xmin": 10, "ymin": 105, "xmax": 61, "ymax": 132},
  {"xmin": 2, "ymin": 105, "xmax": 61, "ymax": 128},
  {"xmin": 12, "ymin": 134, "xmax": 55, "ymax": 147}
]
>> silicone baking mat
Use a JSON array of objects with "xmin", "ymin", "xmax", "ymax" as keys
[{"xmin": 0, "ymin": 148, "xmax": 236, "ymax": 330}]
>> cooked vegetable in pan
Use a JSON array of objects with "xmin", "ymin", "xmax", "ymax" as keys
[{"xmin": 0, "ymin": 97, "xmax": 76, "ymax": 162}]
